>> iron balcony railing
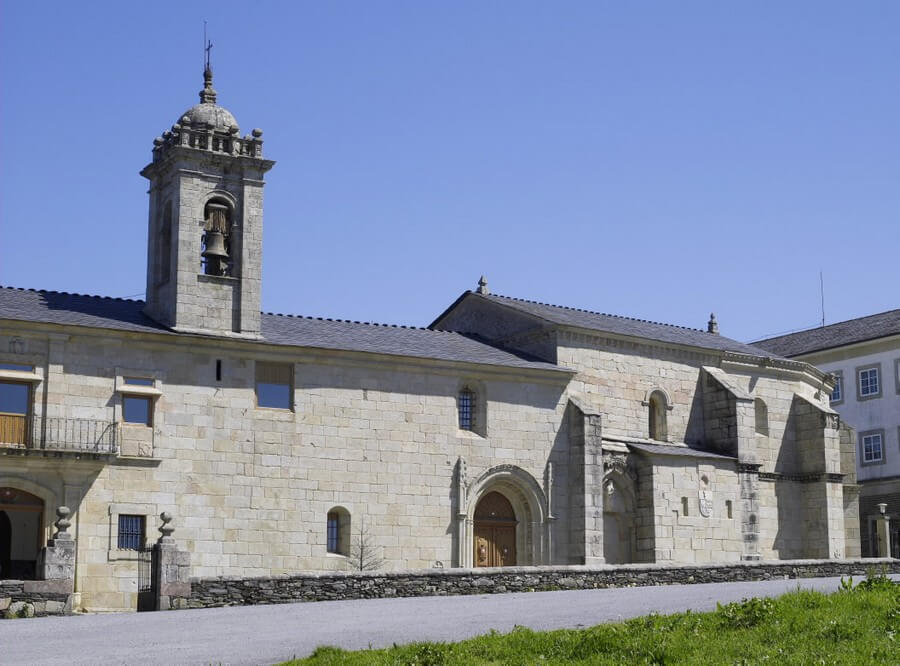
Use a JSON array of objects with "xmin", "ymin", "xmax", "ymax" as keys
[{"xmin": 0, "ymin": 414, "xmax": 118, "ymax": 454}]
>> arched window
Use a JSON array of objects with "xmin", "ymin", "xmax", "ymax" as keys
[
  {"xmin": 201, "ymin": 199, "xmax": 232, "ymax": 276},
  {"xmin": 458, "ymin": 387, "xmax": 475, "ymax": 431},
  {"xmin": 326, "ymin": 507, "xmax": 350, "ymax": 555},
  {"xmin": 754, "ymin": 398, "xmax": 768, "ymax": 436},
  {"xmin": 648, "ymin": 390, "xmax": 668, "ymax": 441}
]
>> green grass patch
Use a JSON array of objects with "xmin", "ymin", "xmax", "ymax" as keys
[{"xmin": 283, "ymin": 574, "xmax": 899, "ymax": 665}]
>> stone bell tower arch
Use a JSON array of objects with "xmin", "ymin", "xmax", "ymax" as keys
[{"xmin": 141, "ymin": 63, "xmax": 275, "ymax": 338}]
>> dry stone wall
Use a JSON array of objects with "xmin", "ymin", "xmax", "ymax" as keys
[{"xmin": 176, "ymin": 558, "xmax": 900, "ymax": 609}]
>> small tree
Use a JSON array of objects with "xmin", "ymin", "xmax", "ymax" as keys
[{"xmin": 348, "ymin": 516, "xmax": 385, "ymax": 572}]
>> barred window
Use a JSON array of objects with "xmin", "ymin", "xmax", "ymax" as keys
[
  {"xmin": 458, "ymin": 388, "xmax": 475, "ymax": 431},
  {"xmin": 117, "ymin": 514, "xmax": 145, "ymax": 550}
]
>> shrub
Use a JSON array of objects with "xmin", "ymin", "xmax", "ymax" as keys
[{"xmin": 716, "ymin": 596, "xmax": 774, "ymax": 629}]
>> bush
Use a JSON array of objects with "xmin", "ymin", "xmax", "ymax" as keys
[{"xmin": 716, "ymin": 596, "xmax": 774, "ymax": 629}]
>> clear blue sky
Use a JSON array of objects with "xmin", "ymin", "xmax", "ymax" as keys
[{"xmin": 1, "ymin": 1, "xmax": 897, "ymax": 342}]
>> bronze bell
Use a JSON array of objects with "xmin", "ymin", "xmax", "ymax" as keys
[{"xmin": 202, "ymin": 231, "xmax": 228, "ymax": 260}]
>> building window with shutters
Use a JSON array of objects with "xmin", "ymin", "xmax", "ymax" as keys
[
  {"xmin": 0, "ymin": 364, "xmax": 34, "ymax": 447},
  {"xmin": 256, "ymin": 362, "xmax": 293, "ymax": 410}
]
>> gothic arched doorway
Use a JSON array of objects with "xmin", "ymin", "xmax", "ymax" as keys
[
  {"xmin": 473, "ymin": 491, "xmax": 517, "ymax": 567},
  {"xmin": 0, "ymin": 487, "xmax": 44, "ymax": 580}
]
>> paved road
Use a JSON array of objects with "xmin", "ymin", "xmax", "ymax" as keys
[{"xmin": 0, "ymin": 576, "xmax": 875, "ymax": 665}]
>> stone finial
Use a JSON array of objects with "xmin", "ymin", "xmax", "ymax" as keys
[
  {"xmin": 53, "ymin": 506, "xmax": 72, "ymax": 541},
  {"xmin": 158, "ymin": 511, "xmax": 175, "ymax": 543},
  {"xmin": 199, "ymin": 65, "xmax": 218, "ymax": 105},
  {"xmin": 476, "ymin": 275, "xmax": 489, "ymax": 295},
  {"xmin": 707, "ymin": 312, "xmax": 719, "ymax": 335}
]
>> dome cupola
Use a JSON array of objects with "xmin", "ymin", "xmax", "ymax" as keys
[{"xmin": 177, "ymin": 65, "xmax": 240, "ymax": 133}]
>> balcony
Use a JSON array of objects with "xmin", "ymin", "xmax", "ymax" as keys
[{"xmin": 0, "ymin": 414, "xmax": 118, "ymax": 455}]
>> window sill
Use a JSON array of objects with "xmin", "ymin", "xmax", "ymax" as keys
[
  {"xmin": 115, "ymin": 385, "xmax": 162, "ymax": 397},
  {"xmin": 0, "ymin": 369, "xmax": 42, "ymax": 383}
]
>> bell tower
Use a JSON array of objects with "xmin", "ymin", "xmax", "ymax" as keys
[{"xmin": 141, "ymin": 62, "xmax": 275, "ymax": 338}]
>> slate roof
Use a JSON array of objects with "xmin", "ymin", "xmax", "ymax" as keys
[
  {"xmin": 752, "ymin": 309, "xmax": 900, "ymax": 358},
  {"xmin": 0, "ymin": 286, "xmax": 568, "ymax": 373},
  {"xmin": 446, "ymin": 292, "xmax": 772, "ymax": 356},
  {"xmin": 626, "ymin": 442, "xmax": 737, "ymax": 461}
]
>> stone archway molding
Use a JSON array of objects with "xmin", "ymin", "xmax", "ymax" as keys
[{"xmin": 459, "ymin": 464, "xmax": 549, "ymax": 568}]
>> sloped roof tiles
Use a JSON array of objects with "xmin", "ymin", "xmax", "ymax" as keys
[
  {"xmin": 752, "ymin": 309, "xmax": 900, "ymax": 357},
  {"xmin": 0, "ymin": 286, "xmax": 567, "ymax": 373},
  {"xmin": 465, "ymin": 292, "xmax": 772, "ymax": 356}
]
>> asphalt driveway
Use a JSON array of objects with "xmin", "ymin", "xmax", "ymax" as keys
[{"xmin": 0, "ymin": 575, "xmax": 874, "ymax": 664}]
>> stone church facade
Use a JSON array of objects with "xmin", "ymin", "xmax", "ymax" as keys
[{"xmin": 0, "ymin": 69, "xmax": 859, "ymax": 612}]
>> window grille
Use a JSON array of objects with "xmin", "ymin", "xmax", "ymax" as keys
[
  {"xmin": 118, "ymin": 514, "xmax": 145, "ymax": 550},
  {"xmin": 458, "ymin": 389, "xmax": 474, "ymax": 431}
]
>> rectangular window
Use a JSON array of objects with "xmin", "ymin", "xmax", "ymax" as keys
[
  {"xmin": 123, "ymin": 396, "xmax": 152, "ymax": 425},
  {"xmin": 858, "ymin": 367, "xmax": 881, "ymax": 398},
  {"xmin": 861, "ymin": 432, "xmax": 884, "ymax": 464},
  {"xmin": 0, "ymin": 363, "xmax": 34, "ymax": 372},
  {"xmin": 256, "ymin": 362, "xmax": 293, "ymax": 409},
  {"xmin": 830, "ymin": 373, "xmax": 842, "ymax": 403},
  {"xmin": 124, "ymin": 377, "xmax": 155, "ymax": 387},
  {"xmin": 458, "ymin": 389, "xmax": 474, "ymax": 430},
  {"xmin": 0, "ymin": 380, "xmax": 31, "ymax": 446},
  {"xmin": 117, "ymin": 514, "xmax": 145, "ymax": 550}
]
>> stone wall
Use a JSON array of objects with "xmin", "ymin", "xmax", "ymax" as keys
[
  {"xmin": 175, "ymin": 558, "xmax": 900, "ymax": 609},
  {"xmin": 0, "ymin": 580, "xmax": 73, "ymax": 618}
]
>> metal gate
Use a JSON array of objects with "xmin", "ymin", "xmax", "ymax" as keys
[{"xmin": 136, "ymin": 545, "xmax": 156, "ymax": 611}]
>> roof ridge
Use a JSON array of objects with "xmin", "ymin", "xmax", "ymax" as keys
[
  {"xmin": 488, "ymin": 292, "xmax": 707, "ymax": 333},
  {"xmin": 262, "ymin": 310, "xmax": 455, "ymax": 334},
  {"xmin": 0, "ymin": 284, "xmax": 145, "ymax": 304}
]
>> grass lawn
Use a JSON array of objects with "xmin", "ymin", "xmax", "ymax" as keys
[{"xmin": 284, "ymin": 574, "xmax": 899, "ymax": 665}]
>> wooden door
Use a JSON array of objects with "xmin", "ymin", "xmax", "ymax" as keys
[{"xmin": 473, "ymin": 491, "xmax": 517, "ymax": 567}]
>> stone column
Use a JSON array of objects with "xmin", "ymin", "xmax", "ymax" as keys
[
  {"xmin": 153, "ymin": 512, "xmax": 191, "ymax": 611},
  {"xmin": 38, "ymin": 507, "xmax": 75, "ymax": 587}
]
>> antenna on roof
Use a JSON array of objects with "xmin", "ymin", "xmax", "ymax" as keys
[{"xmin": 819, "ymin": 270, "xmax": 825, "ymax": 327}]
